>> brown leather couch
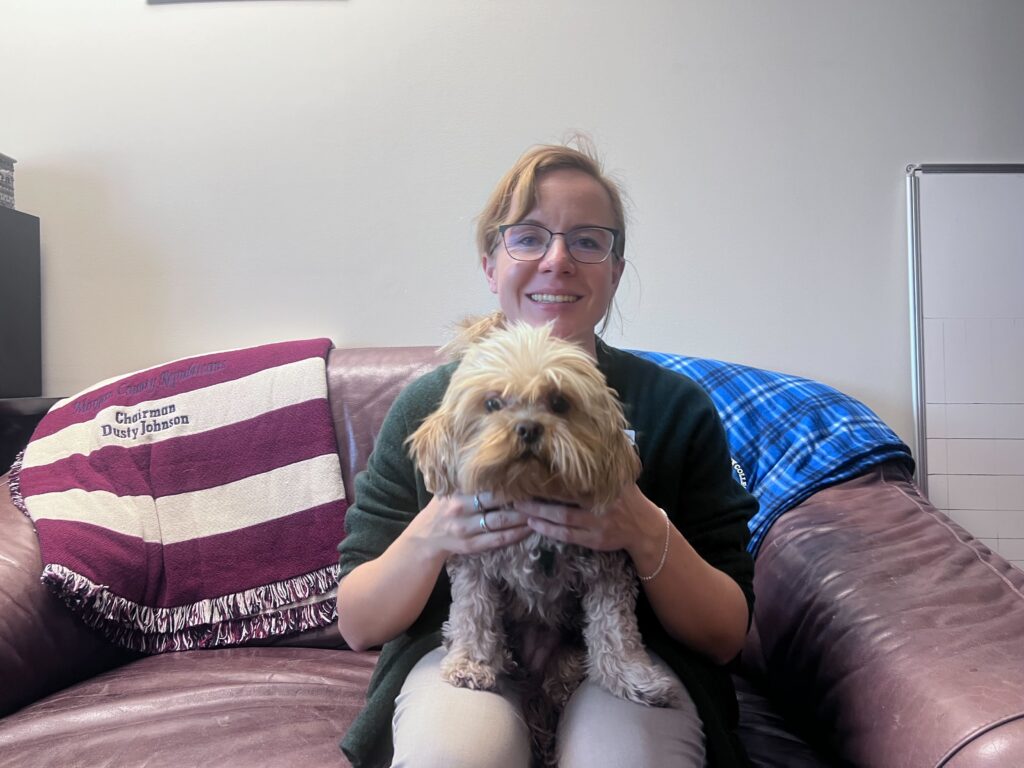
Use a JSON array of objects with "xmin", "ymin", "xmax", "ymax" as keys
[{"xmin": 2, "ymin": 345, "xmax": 1024, "ymax": 767}]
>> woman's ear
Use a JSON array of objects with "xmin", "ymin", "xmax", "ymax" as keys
[
  {"xmin": 611, "ymin": 257, "xmax": 625, "ymax": 291},
  {"xmin": 482, "ymin": 254, "xmax": 498, "ymax": 295}
]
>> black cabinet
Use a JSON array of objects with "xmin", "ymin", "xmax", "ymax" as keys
[
  {"xmin": 0, "ymin": 206, "xmax": 42, "ymax": 398},
  {"xmin": 0, "ymin": 397, "xmax": 60, "ymax": 472}
]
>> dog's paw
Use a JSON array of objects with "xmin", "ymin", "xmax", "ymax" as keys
[
  {"xmin": 625, "ymin": 669, "xmax": 681, "ymax": 708},
  {"xmin": 595, "ymin": 661, "xmax": 681, "ymax": 708},
  {"xmin": 441, "ymin": 655, "xmax": 500, "ymax": 691}
]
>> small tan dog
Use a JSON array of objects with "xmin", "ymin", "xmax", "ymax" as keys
[{"xmin": 407, "ymin": 314, "xmax": 678, "ymax": 762}]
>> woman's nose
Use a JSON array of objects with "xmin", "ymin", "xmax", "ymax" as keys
[{"xmin": 539, "ymin": 234, "xmax": 575, "ymax": 271}]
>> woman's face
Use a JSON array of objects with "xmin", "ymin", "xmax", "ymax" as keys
[{"xmin": 481, "ymin": 168, "xmax": 624, "ymax": 356}]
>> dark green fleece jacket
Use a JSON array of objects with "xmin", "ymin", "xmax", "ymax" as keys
[{"xmin": 337, "ymin": 340, "xmax": 756, "ymax": 767}]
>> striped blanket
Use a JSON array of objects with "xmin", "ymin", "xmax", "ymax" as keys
[
  {"xmin": 10, "ymin": 339, "xmax": 347, "ymax": 653},
  {"xmin": 633, "ymin": 351, "xmax": 915, "ymax": 556}
]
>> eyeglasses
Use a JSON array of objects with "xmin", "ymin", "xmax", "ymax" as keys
[{"xmin": 497, "ymin": 223, "xmax": 619, "ymax": 264}]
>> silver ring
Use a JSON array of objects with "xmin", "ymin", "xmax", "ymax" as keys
[
  {"xmin": 473, "ymin": 494, "xmax": 483, "ymax": 513},
  {"xmin": 479, "ymin": 513, "xmax": 491, "ymax": 533}
]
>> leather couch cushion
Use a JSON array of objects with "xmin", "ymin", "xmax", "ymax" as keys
[
  {"xmin": 0, "ymin": 647, "xmax": 378, "ymax": 768},
  {"xmin": 733, "ymin": 674, "xmax": 833, "ymax": 767}
]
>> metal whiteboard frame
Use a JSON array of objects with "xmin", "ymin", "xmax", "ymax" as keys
[{"xmin": 906, "ymin": 163, "xmax": 1024, "ymax": 497}]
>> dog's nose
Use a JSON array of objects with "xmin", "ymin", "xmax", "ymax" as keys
[{"xmin": 515, "ymin": 420, "xmax": 544, "ymax": 444}]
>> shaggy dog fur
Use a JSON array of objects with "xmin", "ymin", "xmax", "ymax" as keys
[{"xmin": 406, "ymin": 314, "xmax": 679, "ymax": 764}]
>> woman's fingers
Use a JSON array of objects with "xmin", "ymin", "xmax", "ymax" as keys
[
  {"xmin": 513, "ymin": 497, "xmax": 626, "ymax": 551},
  {"xmin": 515, "ymin": 498, "xmax": 584, "ymax": 527},
  {"xmin": 464, "ymin": 491, "xmax": 509, "ymax": 514},
  {"xmin": 477, "ymin": 507, "xmax": 528, "ymax": 533},
  {"xmin": 443, "ymin": 493, "xmax": 530, "ymax": 553}
]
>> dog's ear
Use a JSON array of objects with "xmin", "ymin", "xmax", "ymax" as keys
[
  {"xmin": 406, "ymin": 407, "xmax": 459, "ymax": 497},
  {"xmin": 592, "ymin": 430, "xmax": 643, "ymax": 510},
  {"xmin": 438, "ymin": 311, "xmax": 506, "ymax": 361}
]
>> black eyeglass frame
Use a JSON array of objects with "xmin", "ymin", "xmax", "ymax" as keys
[{"xmin": 495, "ymin": 223, "xmax": 621, "ymax": 264}]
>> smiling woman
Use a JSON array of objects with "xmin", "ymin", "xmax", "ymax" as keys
[{"xmin": 336, "ymin": 141, "xmax": 756, "ymax": 768}]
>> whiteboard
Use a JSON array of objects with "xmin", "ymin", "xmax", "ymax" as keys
[{"xmin": 907, "ymin": 165, "xmax": 1024, "ymax": 567}]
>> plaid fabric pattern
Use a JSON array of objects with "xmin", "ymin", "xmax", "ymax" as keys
[{"xmin": 632, "ymin": 351, "xmax": 914, "ymax": 556}]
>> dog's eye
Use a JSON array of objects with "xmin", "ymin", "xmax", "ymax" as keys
[
  {"xmin": 549, "ymin": 394, "xmax": 571, "ymax": 415},
  {"xmin": 484, "ymin": 397, "xmax": 504, "ymax": 413}
]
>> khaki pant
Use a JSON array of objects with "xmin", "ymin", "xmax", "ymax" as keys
[{"xmin": 391, "ymin": 647, "xmax": 706, "ymax": 767}]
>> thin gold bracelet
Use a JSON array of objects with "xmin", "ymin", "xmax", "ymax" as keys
[{"xmin": 638, "ymin": 507, "xmax": 670, "ymax": 583}]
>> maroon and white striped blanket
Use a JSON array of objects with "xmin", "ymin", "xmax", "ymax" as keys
[{"xmin": 10, "ymin": 338, "xmax": 347, "ymax": 653}]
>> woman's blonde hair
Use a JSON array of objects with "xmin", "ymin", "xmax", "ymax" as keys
[{"xmin": 476, "ymin": 140, "xmax": 627, "ymax": 264}]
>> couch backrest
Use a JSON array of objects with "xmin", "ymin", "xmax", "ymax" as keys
[{"xmin": 326, "ymin": 346, "xmax": 440, "ymax": 500}]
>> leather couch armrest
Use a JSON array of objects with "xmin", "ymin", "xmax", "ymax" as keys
[
  {"xmin": 748, "ymin": 462, "xmax": 1024, "ymax": 768},
  {"xmin": 0, "ymin": 473, "xmax": 131, "ymax": 717}
]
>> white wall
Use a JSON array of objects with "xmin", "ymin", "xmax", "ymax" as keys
[{"xmin": 4, "ymin": 0, "xmax": 1024, "ymax": 449}]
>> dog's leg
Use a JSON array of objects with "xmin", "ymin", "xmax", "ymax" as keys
[
  {"xmin": 541, "ymin": 644, "xmax": 586, "ymax": 711},
  {"xmin": 580, "ymin": 553, "xmax": 680, "ymax": 707},
  {"xmin": 441, "ymin": 555, "xmax": 507, "ymax": 691}
]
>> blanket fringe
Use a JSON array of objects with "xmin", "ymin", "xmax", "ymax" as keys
[
  {"xmin": 41, "ymin": 562, "xmax": 341, "ymax": 654},
  {"xmin": 7, "ymin": 450, "xmax": 29, "ymax": 518}
]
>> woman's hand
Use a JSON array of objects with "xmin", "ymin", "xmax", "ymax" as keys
[
  {"xmin": 411, "ymin": 491, "xmax": 533, "ymax": 562},
  {"xmin": 513, "ymin": 482, "xmax": 654, "ymax": 556},
  {"xmin": 337, "ymin": 491, "xmax": 530, "ymax": 652}
]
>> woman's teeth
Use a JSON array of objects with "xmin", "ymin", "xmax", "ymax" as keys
[{"xmin": 529, "ymin": 294, "xmax": 578, "ymax": 303}]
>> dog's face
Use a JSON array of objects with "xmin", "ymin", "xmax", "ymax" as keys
[{"xmin": 408, "ymin": 322, "xmax": 640, "ymax": 508}]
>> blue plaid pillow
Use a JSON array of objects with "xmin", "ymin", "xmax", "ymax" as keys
[{"xmin": 631, "ymin": 351, "xmax": 914, "ymax": 555}]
